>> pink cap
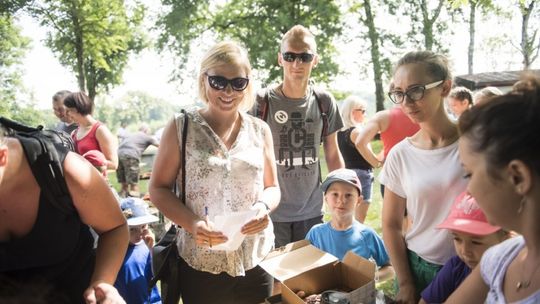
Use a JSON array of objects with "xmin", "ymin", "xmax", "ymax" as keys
[
  {"xmin": 83, "ymin": 150, "xmax": 107, "ymax": 167},
  {"xmin": 437, "ymin": 191, "xmax": 501, "ymax": 236}
]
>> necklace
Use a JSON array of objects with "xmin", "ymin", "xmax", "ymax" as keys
[{"xmin": 516, "ymin": 254, "xmax": 540, "ymax": 292}]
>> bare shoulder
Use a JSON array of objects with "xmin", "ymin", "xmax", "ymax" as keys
[{"xmin": 62, "ymin": 152, "xmax": 96, "ymax": 190}]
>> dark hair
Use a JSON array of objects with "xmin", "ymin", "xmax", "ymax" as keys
[
  {"xmin": 449, "ymin": 86, "xmax": 473, "ymax": 106},
  {"xmin": 63, "ymin": 92, "xmax": 93, "ymax": 115},
  {"xmin": 394, "ymin": 50, "xmax": 452, "ymax": 82},
  {"xmin": 458, "ymin": 75, "xmax": 540, "ymax": 177},
  {"xmin": 52, "ymin": 90, "xmax": 71, "ymax": 103}
]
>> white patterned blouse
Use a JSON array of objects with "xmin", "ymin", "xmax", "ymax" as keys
[{"xmin": 174, "ymin": 108, "xmax": 274, "ymax": 276}]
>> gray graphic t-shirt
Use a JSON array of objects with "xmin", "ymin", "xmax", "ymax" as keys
[{"xmin": 258, "ymin": 86, "xmax": 343, "ymax": 222}]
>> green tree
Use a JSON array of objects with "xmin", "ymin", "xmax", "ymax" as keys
[
  {"xmin": 28, "ymin": 0, "xmax": 146, "ymax": 101},
  {"xmin": 0, "ymin": 15, "xmax": 30, "ymax": 117},
  {"xmin": 349, "ymin": 0, "xmax": 400, "ymax": 111},
  {"xmin": 95, "ymin": 91, "xmax": 180, "ymax": 132},
  {"xmin": 399, "ymin": 0, "xmax": 450, "ymax": 53},
  {"xmin": 0, "ymin": 0, "xmax": 31, "ymax": 14},
  {"xmin": 157, "ymin": 0, "xmax": 343, "ymax": 83}
]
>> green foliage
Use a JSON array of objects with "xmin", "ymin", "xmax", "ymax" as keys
[
  {"xmin": 94, "ymin": 91, "xmax": 181, "ymax": 132},
  {"xmin": 0, "ymin": 0, "xmax": 31, "ymax": 15},
  {"xmin": 0, "ymin": 15, "xmax": 30, "ymax": 118},
  {"xmin": 157, "ymin": 0, "xmax": 343, "ymax": 84},
  {"xmin": 28, "ymin": 0, "xmax": 147, "ymax": 100}
]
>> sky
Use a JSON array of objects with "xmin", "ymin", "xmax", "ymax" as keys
[{"xmin": 14, "ymin": 2, "xmax": 539, "ymax": 111}]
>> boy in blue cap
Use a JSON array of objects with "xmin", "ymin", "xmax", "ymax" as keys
[
  {"xmin": 306, "ymin": 168, "xmax": 394, "ymax": 281},
  {"xmin": 115, "ymin": 198, "xmax": 162, "ymax": 304}
]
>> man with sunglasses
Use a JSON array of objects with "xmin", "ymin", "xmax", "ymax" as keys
[{"xmin": 251, "ymin": 25, "xmax": 344, "ymax": 250}]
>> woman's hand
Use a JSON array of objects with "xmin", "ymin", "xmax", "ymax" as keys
[
  {"xmin": 241, "ymin": 203, "xmax": 270, "ymax": 235},
  {"xmin": 193, "ymin": 220, "xmax": 228, "ymax": 247},
  {"xmin": 84, "ymin": 282, "xmax": 125, "ymax": 304}
]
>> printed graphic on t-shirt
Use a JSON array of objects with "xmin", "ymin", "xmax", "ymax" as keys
[{"xmin": 274, "ymin": 111, "xmax": 318, "ymax": 172}]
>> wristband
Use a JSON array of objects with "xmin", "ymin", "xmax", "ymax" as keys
[{"xmin": 253, "ymin": 200, "xmax": 270, "ymax": 211}]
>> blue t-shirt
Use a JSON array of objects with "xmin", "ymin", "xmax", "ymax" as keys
[
  {"xmin": 114, "ymin": 242, "xmax": 162, "ymax": 304},
  {"xmin": 421, "ymin": 255, "xmax": 471, "ymax": 303},
  {"xmin": 305, "ymin": 221, "xmax": 389, "ymax": 266}
]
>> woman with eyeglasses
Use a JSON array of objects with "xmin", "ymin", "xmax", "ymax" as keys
[
  {"xmin": 336, "ymin": 95, "xmax": 374, "ymax": 223},
  {"xmin": 149, "ymin": 41, "xmax": 280, "ymax": 304},
  {"xmin": 378, "ymin": 51, "xmax": 467, "ymax": 303}
]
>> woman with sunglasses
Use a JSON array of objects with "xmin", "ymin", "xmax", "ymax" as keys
[
  {"xmin": 378, "ymin": 51, "xmax": 467, "ymax": 303},
  {"xmin": 337, "ymin": 95, "xmax": 373, "ymax": 223},
  {"xmin": 149, "ymin": 41, "xmax": 280, "ymax": 304}
]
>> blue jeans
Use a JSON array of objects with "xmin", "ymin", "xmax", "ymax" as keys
[{"xmin": 352, "ymin": 168, "xmax": 374, "ymax": 202}]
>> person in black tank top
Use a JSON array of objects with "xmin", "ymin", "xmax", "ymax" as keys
[
  {"xmin": 337, "ymin": 96, "xmax": 374, "ymax": 223},
  {"xmin": 0, "ymin": 125, "xmax": 128, "ymax": 304}
]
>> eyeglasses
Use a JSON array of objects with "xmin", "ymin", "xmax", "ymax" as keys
[
  {"xmin": 353, "ymin": 108, "xmax": 366, "ymax": 114},
  {"xmin": 205, "ymin": 73, "xmax": 249, "ymax": 91},
  {"xmin": 388, "ymin": 80, "xmax": 444, "ymax": 104},
  {"xmin": 281, "ymin": 52, "xmax": 315, "ymax": 63}
]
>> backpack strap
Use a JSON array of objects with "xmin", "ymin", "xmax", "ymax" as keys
[
  {"xmin": 16, "ymin": 133, "xmax": 74, "ymax": 214},
  {"xmin": 255, "ymin": 89, "xmax": 270, "ymax": 121},
  {"xmin": 312, "ymin": 88, "xmax": 332, "ymax": 143}
]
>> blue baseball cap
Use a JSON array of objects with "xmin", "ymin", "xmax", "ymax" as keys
[
  {"xmin": 321, "ymin": 168, "xmax": 362, "ymax": 195},
  {"xmin": 120, "ymin": 197, "xmax": 159, "ymax": 226}
]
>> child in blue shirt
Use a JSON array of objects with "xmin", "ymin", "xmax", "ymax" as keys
[
  {"xmin": 420, "ymin": 192, "xmax": 510, "ymax": 304},
  {"xmin": 306, "ymin": 168, "xmax": 394, "ymax": 282},
  {"xmin": 115, "ymin": 198, "xmax": 162, "ymax": 304}
]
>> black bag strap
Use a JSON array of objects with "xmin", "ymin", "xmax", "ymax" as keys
[
  {"xmin": 180, "ymin": 109, "xmax": 187, "ymax": 205},
  {"xmin": 255, "ymin": 89, "xmax": 270, "ymax": 121},
  {"xmin": 312, "ymin": 88, "xmax": 332, "ymax": 143},
  {"xmin": 0, "ymin": 116, "xmax": 74, "ymax": 214},
  {"xmin": 148, "ymin": 110, "xmax": 188, "ymax": 290}
]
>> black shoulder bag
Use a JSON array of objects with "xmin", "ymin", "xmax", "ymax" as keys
[{"xmin": 149, "ymin": 109, "xmax": 188, "ymax": 304}]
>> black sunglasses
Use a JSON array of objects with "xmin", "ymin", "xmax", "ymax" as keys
[
  {"xmin": 205, "ymin": 73, "xmax": 249, "ymax": 91},
  {"xmin": 282, "ymin": 52, "xmax": 315, "ymax": 63}
]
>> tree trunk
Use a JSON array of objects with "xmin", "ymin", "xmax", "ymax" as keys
[
  {"xmin": 468, "ymin": 1, "xmax": 477, "ymax": 74},
  {"xmin": 69, "ymin": 0, "xmax": 86, "ymax": 92},
  {"xmin": 420, "ymin": 0, "xmax": 444, "ymax": 51},
  {"xmin": 520, "ymin": 1, "xmax": 535, "ymax": 69},
  {"xmin": 363, "ymin": 0, "xmax": 385, "ymax": 111}
]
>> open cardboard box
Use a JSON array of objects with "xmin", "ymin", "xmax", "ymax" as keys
[{"xmin": 260, "ymin": 240, "xmax": 377, "ymax": 304}]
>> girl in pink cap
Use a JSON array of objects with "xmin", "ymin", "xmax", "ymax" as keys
[{"xmin": 420, "ymin": 192, "xmax": 510, "ymax": 303}]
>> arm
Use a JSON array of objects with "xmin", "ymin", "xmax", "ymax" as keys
[
  {"xmin": 353, "ymin": 110, "xmax": 391, "ymax": 168},
  {"xmin": 323, "ymin": 131, "xmax": 345, "ymax": 171},
  {"xmin": 382, "ymin": 188, "xmax": 417, "ymax": 304},
  {"xmin": 444, "ymin": 266, "xmax": 488, "ymax": 304},
  {"xmin": 64, "ymin": 152, "xmax": 128, "ymax": 303},
  {"xmin": 95, "ymin": 125, "xmax": 119, "ymax": 170},
  {"xmin": 148, "ymin": 118, "xmax": 226, "ymax": 245},
  {"xmin": 242, "ymin": 122, "xmax": 280, "ymax": 235}
]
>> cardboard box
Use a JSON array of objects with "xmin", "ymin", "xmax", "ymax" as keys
[{"xmin": 260, "ymin": 240, "xmax": 377, "ymax": 304}]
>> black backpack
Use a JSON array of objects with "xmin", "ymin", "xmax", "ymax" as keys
[{"xmin": 0, "ymin": 116, "xmax": 76, "ymax": 213}]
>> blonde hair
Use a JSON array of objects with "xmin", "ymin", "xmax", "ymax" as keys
[
  {"xmin": 198, "ymin": 41, "xmax": 254, "ymax": 111},
  {"xmin": 280, "ymin": 25, "xmax": 317, "ymax": 53},
  {"xmin": 340, "ymin": 95, "xmax": 367, "ymax": 129}
]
